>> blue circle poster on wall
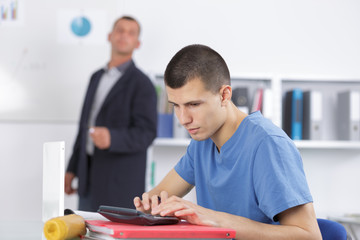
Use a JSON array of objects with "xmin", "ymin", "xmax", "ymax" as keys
[{"xmin": 70, "ymin": 16, "xmax": 91, "ymax": 37}]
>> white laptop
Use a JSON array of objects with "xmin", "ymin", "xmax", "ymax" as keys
[{"xmin": 42, "ymin": 141, "xmax": 65, "ymax": 222}]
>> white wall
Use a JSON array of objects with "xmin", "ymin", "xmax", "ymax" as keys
[
  {"xmin": 301, "ymin": 149, "xmax": 360, "ymax": 217},
  {"xmin": 0, "ymin": 122, "xmax": 78, "ymax": 221},
  {"xmin": 1, "ymin": 0, "xmax": 360, "ymax": 221}
]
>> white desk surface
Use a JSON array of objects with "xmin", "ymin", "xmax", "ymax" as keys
[{"xmin": 0, "ymin": 221, "xmax": 44, "ymax": 240}]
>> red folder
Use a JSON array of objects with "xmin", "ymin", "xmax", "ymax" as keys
[{"xmin": 86, "ymin": 220, "xmax": 236, "ymax": 239}]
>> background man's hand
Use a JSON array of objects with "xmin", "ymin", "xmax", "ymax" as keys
[
  {"xmin": 89, "ymin": 127, "xmax": 111, "ymax": 149},
  {"xmin": 65, "ymin": 172, "xmax": 76, "ymax": 195}
]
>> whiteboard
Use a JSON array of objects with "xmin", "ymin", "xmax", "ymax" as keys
[
  {"xmin": 0, "ymin": 0, "xmax": 113, "ymax": 122},
  {"xmin": 1, "ymin": 0, "xmax": 360, "ymax": 122}
]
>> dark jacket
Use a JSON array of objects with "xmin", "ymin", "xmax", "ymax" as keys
[{"xmin": 67, "ymin": 61, "xmax": 157, "ymax": 210}]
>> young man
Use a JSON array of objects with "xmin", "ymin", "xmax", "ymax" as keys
[
  {"xmin": 134, "ymin": 44, "xmax": 321, "ymax": 239},
  {"xmin": 65, "ymin": 16, "xmax": 157, "ymax": 211}
]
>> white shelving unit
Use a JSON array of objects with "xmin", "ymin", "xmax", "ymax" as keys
[
  {"xmin": 294, "ymin": 140, "xmax": 360, "ymax": 149},
  {"xmin": 154, "ymin": 138, "xmax": 190, "ymax": 147},
  {"xmin": 153, "ymin": 74, "xmax": 360, "ymax": 144},
  {"xmin": 154, "ymin": 138, "xmax": 360, "ymax": 150}
]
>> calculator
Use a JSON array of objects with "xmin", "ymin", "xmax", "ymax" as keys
[{"xmin": 98, "ymin": 205, "xmax": 179, "ymax": 226}]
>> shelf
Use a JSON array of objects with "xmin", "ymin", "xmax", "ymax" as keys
[
  {"xmin": 153, "ymin": 138, "xmax": 190, "ymax": 147},
  {"xmin": 279, "ymin": 76, "xmax": 360, "ymax": 83},
  {"xmin": 154, "ymin": 138, "xmax": 360, "ymax": 150},
  {"xmin": 294, "ymin": 140, "xmax": 360, "ymax": 150},
  {"xmin": 152, "ymin": 75, "xmax": 360, "ymax": 151}
]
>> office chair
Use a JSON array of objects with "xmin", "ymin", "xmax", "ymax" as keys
[{"xmin": 317, "ymin": 218, "xmax": 350, "ymax": 240}]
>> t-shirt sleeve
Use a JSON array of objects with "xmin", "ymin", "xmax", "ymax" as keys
[
  {"xmin": 253, "ymin": 135, "xmax": 313, "ymax": 221},
  {"xmin": 174, "ymin": 140, "xmax": 196, "ymax": 185}
]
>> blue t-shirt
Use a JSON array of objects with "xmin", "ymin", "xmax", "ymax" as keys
[{"xmin": 175, "ymin": 111, "xmax": 313, "ymax": 224}]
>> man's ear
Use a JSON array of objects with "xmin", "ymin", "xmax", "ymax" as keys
[
  {"xmin": 108, "ymin": 32, "xmax": 112, "ymax": 42},
  {"xmin": 220, "ymin": 85, "xmax": 232, "ymax": 105},
  {"xmin": 135, "ymin": 40, "xmax": 141, "ymax": 49}
]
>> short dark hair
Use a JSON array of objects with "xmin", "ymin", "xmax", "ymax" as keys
[
  {"xmin": 112, "ymin": 15, "xmax": 141, "ymax": 35},
  {"xmin": 164, "ymin": 44, "xmax": 230, "ymax": 93}
]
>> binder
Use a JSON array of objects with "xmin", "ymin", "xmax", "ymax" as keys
[
  {"xmin": 173, "ymin": 112, "xmax": 190, "ymax": 139},
  {"xmin": 232, "ymin": 87, "xmax": 249, "ymax": 114},
  {"xmin": 262, "ymin": 88, "xmax": 273, "ymax": 120},
  {"xmin": 337, "ymin": 90, "xmax": 360, "ymax": 141},
  {"xmin": 302, "ymin": 91, "xmax": 323, "ymax": 140},
  {"xmin": 251, "ymin": 88, "xmax": 263, "ymax": 113},
  {"xmin": 157, "ymin": 113, "xmax": 173, "ymax": 138},
  {"xmin": 85, "ymin": 220, "xmax": 236, "ymax": 239},
  {"xmin": 283, "ymin": 89, "xmax": 303, "ymax": 140}
]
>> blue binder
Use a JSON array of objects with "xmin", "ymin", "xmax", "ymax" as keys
[
  {"xmin": 291, "ymin": 89, "xmax": 303, "ymax": 140},
  {"xmin": 283, "ymin": 88, "xmax": 303, "ymax": 140}
]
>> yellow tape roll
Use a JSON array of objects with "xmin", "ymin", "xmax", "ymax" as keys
[{"xmin": 43, "ymin": 214, "xmax": 86, "ymax": 240}]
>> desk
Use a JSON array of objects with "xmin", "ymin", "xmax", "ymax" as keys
[
  {"xmin": 0, "ymin": 221, "xmax": 44, "ymax": 240},
  {"xmin": 0, "ymin": 220, "xmax": 235, "ymax": 240}
]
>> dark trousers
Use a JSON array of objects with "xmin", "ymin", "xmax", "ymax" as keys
[{"xmin": 78, "ymin": 155, "xmax": 93, "ymax": 211}]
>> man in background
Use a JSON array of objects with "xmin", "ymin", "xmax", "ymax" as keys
[{"xmin": 65, "ymin": 16, "xmax": 157, "ymax": 211}]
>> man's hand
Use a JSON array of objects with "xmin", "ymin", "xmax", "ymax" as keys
[
  {"xmin": 151, "ymin": 195, "xmax": 219, "ymax": 227},
  {"xmin": 89, "ymin": 127, "xmax": 111, "ymax": 149},
  {"xmin": 65, "ymin": 172, "xmax": 76, "ymax": 194},
  {"xmin": 134, "ymin": 191, "xmax": 169, "ymax": 214}
]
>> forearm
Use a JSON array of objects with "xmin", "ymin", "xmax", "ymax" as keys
[
  {"xmin": 215, "ymin": 211, "xmax": 320, "ymax": 240},
  {"xmin": 157, "ymin": 199, "xmax": 321, "ymax": 240},
  {"xmin": 150, "ymin": 169, "xmax": 194, "ymax": 198},
  {"xmin": 146, "ymin": 186, "xmax": 164, "ymax": 198}
]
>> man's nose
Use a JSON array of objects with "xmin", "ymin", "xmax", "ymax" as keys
[{"xmin": 177, "ymin": 108, "xmax": 191, "ymax": 126}]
